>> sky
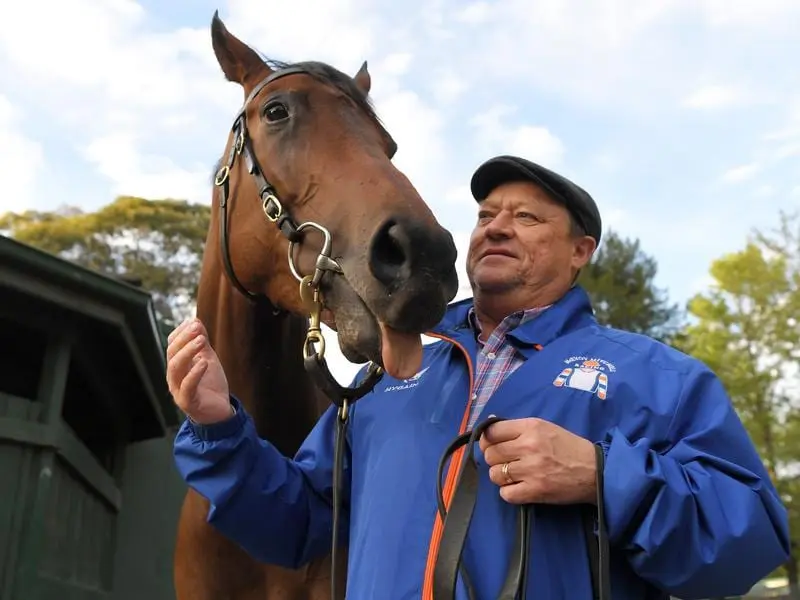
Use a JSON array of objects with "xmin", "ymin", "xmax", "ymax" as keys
[{"xmin": 1, "ymin": 0, "xmax": 799, "ymax": 383}]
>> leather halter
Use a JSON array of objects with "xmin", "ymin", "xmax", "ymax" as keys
[{"xmin": 213, "ymin": 66, "xmax": 344, "ymax": 305}]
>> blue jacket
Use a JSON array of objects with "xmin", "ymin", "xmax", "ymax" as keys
[{"xmin": 173, "ymin": 285, "xmax": 790, "ymax": 599}]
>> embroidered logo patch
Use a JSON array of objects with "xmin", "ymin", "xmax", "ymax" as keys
[
  {"xmin": 384, "ymin": 366, "xmax": 431, "ymax": 392},
  {"xmin": 552, "ymin": 356, "xmax": 616, "ymax": 400}
]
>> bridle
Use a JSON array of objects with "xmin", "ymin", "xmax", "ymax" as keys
[
  {"xmin": 214, "ymin": 65, "xmax": 347, "ymax": 304},
  {"xmin": 212, "ymin": 63, "xmax": 387, "ymax": 405},
  {"xmin": 213, "ymin": 65, "xmax": 611, "ymax": 600}
]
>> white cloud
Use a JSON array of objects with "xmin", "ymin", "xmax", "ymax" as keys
[
  {"xmin": 507, "ymin": 126, "xmax": 566, "ymax": 167},
  {"xmin": 720, "ymin": 162, "xmax": 761, "ymax": 184},
  {"xmin": 444, "ymin": 184, "xmax": 472, "ymax": 205},
  {"xmin": 600, "ymin": 207, "xmax": 628, "ymax": 231},
  {"xmin": 698, "ymin": 0, "xmax": 800, "ymax": 28},
  {"xmin": 374, "ymin": 89, "xmax": 447, "ymax": 196},
  {"xmin": 0, "ymin": 0, "xmax": 234, "ymax": 207},
  {"xmin": 430, "ymin": 70, "xmax": 468, "ymax": 105},
  {"xmin": 83, "ymin": 133, "xmax": 211, "ymax": 203},
  {"xmin": 755, "ymin": 184, "xmax": 776, "ymax": 198},
  {"xmin": 380, "ymin": 52, "xmax": 414, "ymax": 77},
  {"xmin": 447, "ymin": 0, "xmax": 688, "ymax": 110},
  {"xmin": 452, "ymin": 230, "xmax": 474, "ymax": 302},
  {"xmin": 590, "ymin": 151, "xmax": 623, "ymax": 172},
  {"xmin": 0, "ymin": 96, "xmax": 44, "ymax": 213},
  {"xmin": 433, "ymin": 0, "xmax": 798, "ymax": 117},
  {"xmin": 682, "ymin": 85, "xmax": 746, "ymax": 109},
  {"xmin": 469, "ymin": 105, "xmax": 566, "ymax": 168},
  {"xmin": 456, "ymin": 2, "xmax": 492, "ymax": 24},
  {"xmin": 226, "ymin": 0, "xmax": 377, "ymax": 73},
  {"xmin": 762, "ymin": 97, "xmax": 800, "ymax": 165},
  {"xmin": 0, "ymin": 0, "xmax": 145, "ymax": 88}
]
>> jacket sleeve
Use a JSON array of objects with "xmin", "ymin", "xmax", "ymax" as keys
[
  {"xmin": 172, "ymin": 393, "xmax": 351, "ymax": 569},
  {"xmin": 600, "ymin": 363, "xmax": 790, "ymax": 599}
]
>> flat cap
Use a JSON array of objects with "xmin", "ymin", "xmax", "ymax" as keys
[{"xmin": 470, "ymin": 155, "xmax": 602, "ymax": 244}]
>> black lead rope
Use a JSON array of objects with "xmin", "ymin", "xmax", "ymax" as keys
[
  {"xmin": 331, "ymin": 407, "xmax": 349, "ymax": 600},
  {"xmin": 433, "ymin": 416, "xmax": 611, "ymax": 600},
  {"xmin": 324, "ymin": 362, "xmax": 384, "ymax": 600},
  {"xmin": 433, "ymin": 416, "xmax": 530, "ymax": 600}
]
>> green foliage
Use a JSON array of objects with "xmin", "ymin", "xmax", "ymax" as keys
[
  {"xmin": 0, "ymin": 196, "xmax": 211, "ymax": 325},
  {"xmin": 579, "ymin": 230, "xmax": 683, "ymax": 342},
  {"xmin": 677, "ymin": 210, "xmax": 800, "ymax": 588}
]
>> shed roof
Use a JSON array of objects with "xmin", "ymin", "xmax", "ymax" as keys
[{"xmin": 0, "ymin": 234, "xmax": 180, "ymax": 440}]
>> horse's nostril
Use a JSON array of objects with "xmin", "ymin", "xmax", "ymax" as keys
[
  {"xmin": 369, "ymin": 219, "xmax": 410, "ymax": 287},
  {"xmin": 376, "ymin": 224, "xmax": 406, "ymax": 267}
]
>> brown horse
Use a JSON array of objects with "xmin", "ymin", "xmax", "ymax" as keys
[{"xmin": 173, "ymin": 11, "xmax": 459, "ymax": 600}]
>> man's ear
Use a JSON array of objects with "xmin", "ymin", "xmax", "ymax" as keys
[{"xmin": 572, "ymin": 235, "xmax": 597, "ymax": 270}]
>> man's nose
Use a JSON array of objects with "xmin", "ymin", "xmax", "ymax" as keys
[{"xmin": 485, "ymin": 212, "xmax": 514, "ymax": 237}]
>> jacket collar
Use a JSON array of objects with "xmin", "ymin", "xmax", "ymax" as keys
[{"xmin": 430, "ymin": 285, "xmax": 597, "ymax": 354}]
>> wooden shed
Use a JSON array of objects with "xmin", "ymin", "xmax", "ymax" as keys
[{"xmin": 0, "ymin": 234, "xmax": 187, "ymax": 599}]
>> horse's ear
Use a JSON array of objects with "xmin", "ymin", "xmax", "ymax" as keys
[
  {"xmin": 353, "ymin": 61, "xmax": 371, "ymax": 94},
  {"xmin": 210, "ymin": 10, "xmax": 270, "ymax": 87}
]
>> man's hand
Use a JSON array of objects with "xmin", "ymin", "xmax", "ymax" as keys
[
  {"xmin": 167, "ymin": 318, "xmax": 233, "ymax": 425},
  {"xmin": 479, "ymin": 417, "xmax": 597, "ymax": 505}
]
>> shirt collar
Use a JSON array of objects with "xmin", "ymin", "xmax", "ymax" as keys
[{"xmin": 467, "ymin": 304, "xmax": 551, "ymax": 344}]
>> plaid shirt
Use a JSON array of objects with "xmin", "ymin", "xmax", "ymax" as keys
[{"xmin": 466, "ymin": 305, "xmax": 550, "ymax": 429}]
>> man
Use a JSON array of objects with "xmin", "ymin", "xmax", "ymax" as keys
[{"xmin": 170, "ymin": 155, "xmax": 790, "ymax": 599}]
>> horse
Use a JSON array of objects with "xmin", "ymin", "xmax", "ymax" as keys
[{"xmin": 172, "ymin": 10, "xmax": 460, "ymax": 600}]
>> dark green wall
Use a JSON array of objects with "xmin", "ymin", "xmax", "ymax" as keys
[{"xmin": 111, "ymin": 431, "xmax": 187, "ymax": 600}]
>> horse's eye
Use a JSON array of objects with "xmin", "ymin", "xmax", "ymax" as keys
[{"xmin": 263, "ymin": 102, "xmax": 289, "ymax": 122}]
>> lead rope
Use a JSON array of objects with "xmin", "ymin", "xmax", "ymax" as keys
[
  {"xmin": 434, "ymin": 416, "xmax": 611, "ymax": 600},
  {"xmin": 331, "ymin": 401, "xmax": 349, "ymax": 600},
  {"xmin": 297, "ymin": 276, "xmax": 383, "ymax": 600}
]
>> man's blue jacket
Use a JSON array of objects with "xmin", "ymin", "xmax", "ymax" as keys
[{"xmin": 173, "ymin": 285, "xmax": 790, "ymax": 599}]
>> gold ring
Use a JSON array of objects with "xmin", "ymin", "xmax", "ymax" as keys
[{"xmin": 501, "ymin": 462, "xmax": 514, "ymax": 484}]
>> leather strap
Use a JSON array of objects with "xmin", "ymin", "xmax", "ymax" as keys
[
  {"xmin": 327, "ymin": 365, "xmax": 386, "ymax": 600},
  {"xmin": 586, "ymin": 443, "xmax": 611, "ymax": 600},
  {"xmin": 433, "ymin": 417, "xmax": 611, "ymax": 600},
  {"xmin": 304, "ymin": 355, "xmax": 383, "ymax": 407},
  {"xmin": 434, "ymin": 416, "xmax": 529, "ymax": 600}
]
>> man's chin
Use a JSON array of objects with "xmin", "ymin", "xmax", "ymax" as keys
[{"xmin": 471, "ymin": 276, "xmax": 520, "ymax": 295}]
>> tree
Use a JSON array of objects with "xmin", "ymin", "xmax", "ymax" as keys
[
  {"xmin": 677, "ymin": 210, "xmax": 800, "ymax": 596},
  {"xmin": 578, "ymin": 230, "xmax": 683, "ymax": 342},
  {"xmin": 0, "ymin": 196, "xmax": 211, "ymax": 325}
]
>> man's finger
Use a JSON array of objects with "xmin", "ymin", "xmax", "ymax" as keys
[
  {"xmin": 180, "ymin": 359, "xmax": 208, "ymax": 408},
  {"xmin": 167, "ymin": 318, "xmax": 195, "ymax": 345},
  {"xmin": 167, "ymin": 335, "xmax": 205, "ymax": 396},
  {"xmin": 167, "ymin": 320, "xmax": 203, "ymax": 362},
  {"xmin": 483, "ymin": 440, "xmax": 520, "ymax": 466},
  {"xmin": 499, "ymin": 481, "xmax": 528, "ymax": 505},
  {"xmin": 488, "ymin": 459, "xmax": 522, "ymax": 486},
  {"xmin": 479, "ymin": 419, "xmax": 524, "ymax": 451}
]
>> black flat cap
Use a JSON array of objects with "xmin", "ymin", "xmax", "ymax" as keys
[{"xmin": 470, "ymin": 155, "xmax": 602, "ymax": 244}]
